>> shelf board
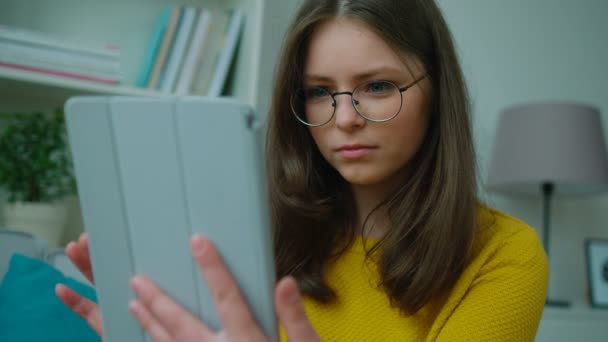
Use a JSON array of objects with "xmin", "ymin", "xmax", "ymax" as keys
[
  {"xmin": 542, "ymin": 303, "xmax": 608, "ymax": 321},
  {"xmin": 0, "ymin": 67, "xmax": 160, "ymax": 106}
]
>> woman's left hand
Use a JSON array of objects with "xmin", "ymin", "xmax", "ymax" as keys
[{"xmin": 127, "ymin": 235, "xmax": 319, "ymax": 342}]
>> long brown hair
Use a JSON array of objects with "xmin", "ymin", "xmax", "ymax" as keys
[{"xmin": 266, "ymin": 0, "xmax": 479, "ymax": 314}]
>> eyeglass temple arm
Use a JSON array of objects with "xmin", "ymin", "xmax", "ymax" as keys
[{"xmin": 399, "ymin": 74, "xmax": 428, "ymax": 92}]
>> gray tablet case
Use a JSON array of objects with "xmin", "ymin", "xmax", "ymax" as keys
[{"xmin": 65, "ymin": 96, "xmax": 277, "ymax": 342}]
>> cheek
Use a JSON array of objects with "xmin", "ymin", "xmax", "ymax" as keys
[
  {"xmin": 384, "ymin": 112, "xmax": 429, "ymax": 161},
  {"xmin": 309, "ymin": 128, "xmax": 330, "ymax": 155}
]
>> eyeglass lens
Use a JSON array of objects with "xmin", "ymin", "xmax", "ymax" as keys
[{"xmin": 291, "ymin": 81, "xmax": 402, "ymax": 126}]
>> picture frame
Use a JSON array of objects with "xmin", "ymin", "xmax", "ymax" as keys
[{"xmin": 585, "ymin": 238, "xmax": 608, "ymax": 309}]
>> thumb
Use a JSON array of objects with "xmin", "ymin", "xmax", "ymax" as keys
[{"xmin": 274, "ymin": 277, "xmax": 320, "ymax": 342}]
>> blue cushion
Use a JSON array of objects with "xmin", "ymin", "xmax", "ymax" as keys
[{"xmin": 0, "ymin": 254, "xmax": 101, "ymax": 341}]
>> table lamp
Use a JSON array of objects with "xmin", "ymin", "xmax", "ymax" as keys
[{"xmin": 486, "ymin": 102, "xmax": 608, "ymax": 307}]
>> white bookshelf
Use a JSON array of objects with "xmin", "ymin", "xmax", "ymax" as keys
[
  {"xmin": 0, "ymin": 0, "xmax": 297, "ymax": 243},
  {"xmin": 0, "ymin": 0, "xmax": 295, "ymax": 116},
  {"xmin": 0, "ymin": 68, "xmax": 158, "ymax": 97},
  {"xmin": 0, "ymin": 67, "xmax": 158, "ymax": 107}
]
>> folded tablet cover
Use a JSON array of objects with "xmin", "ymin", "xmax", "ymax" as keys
[{"xmin": 65, "ymin": 96, "xmax": 276, "ymax": 342}]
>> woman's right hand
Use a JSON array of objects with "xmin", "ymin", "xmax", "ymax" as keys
[
  {"xmin": 55, "ymin": 233, "xmax": 105, "ymax": 340},
  {"xmin": 55, "ymin": 233, "xmax": 320, "ymax": 342}
]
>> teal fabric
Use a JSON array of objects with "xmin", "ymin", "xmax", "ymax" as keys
[{"xmin": 0, "ymin": 254, "xmax": 101, "ymax": 341}]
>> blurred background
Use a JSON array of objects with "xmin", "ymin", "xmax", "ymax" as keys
[
  {"xmin": 438, "ymin": 0, "xmax": 608, "ymax": 306},
  {"xmin": 0, "ymin": 0, "xmax": 606, "ymax": 340}
]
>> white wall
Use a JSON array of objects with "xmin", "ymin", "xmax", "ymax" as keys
[{"xmin": 436, "ymin": 0, "xmax": 608, "ymax": 305}]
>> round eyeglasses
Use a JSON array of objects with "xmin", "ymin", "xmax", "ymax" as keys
[{"xmin": 291, "ymin": 75, "xmax": 427, "ymax": 127}]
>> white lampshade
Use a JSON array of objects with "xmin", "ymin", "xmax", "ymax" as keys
[{"xmin": 487, "ymin": 102, "xmax": 608, "ymax": 195}]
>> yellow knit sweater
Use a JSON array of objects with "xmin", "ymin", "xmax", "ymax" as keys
[{"xmin": 280, "ymin": 208, "xmax": 549, "ymax": 341}]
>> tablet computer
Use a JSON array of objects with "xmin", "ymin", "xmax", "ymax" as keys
[{"xmin": 64, "ymin": 96, "xmax": 277, "ymax": 341}]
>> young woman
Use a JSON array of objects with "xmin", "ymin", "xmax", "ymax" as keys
[{"xmin": 56, "ymin": 0, "xmax": 549, "ymax": 341}]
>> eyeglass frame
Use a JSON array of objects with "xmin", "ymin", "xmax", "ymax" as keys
[{"xmin": 291, "ymin": 74, "xmax": 428, "ymax": 127}]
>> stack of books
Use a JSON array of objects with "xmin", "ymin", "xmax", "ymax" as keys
[
  {"xmin": 137, "ymin": 5, "xmax": 244, "ymax": 96},
  {"xmin": 0, "ymin": 24, "xmax": 122, "ymax": 85}
]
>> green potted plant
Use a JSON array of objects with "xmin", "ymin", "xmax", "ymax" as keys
[{"xmin": 0, "ymin": 109, "xmax": 75, "ymax": 247}]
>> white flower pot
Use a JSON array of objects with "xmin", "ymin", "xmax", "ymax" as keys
[{"xmin": 3, "ymin": 201, "xmax": 68, "ymax": 247}]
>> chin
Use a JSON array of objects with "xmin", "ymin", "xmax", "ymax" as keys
[
  {"xmin": 335, "ymin": 161, "xmax": 409, "ymax": 189},
  {"xmin": 337, "ymin": 167, "xmax": 390, "ymax": 186}
]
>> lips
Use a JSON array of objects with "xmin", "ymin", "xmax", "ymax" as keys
[{"xmin": 336, "ymin": 144, "xmax": 377, "ymax": 159}]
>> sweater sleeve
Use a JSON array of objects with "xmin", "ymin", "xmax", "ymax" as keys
[{"xmin": 436, "ymin": 227, "xmax": 549, "ymax": 342}]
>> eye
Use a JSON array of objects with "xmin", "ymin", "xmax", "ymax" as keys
[
  {"xmin": 304, "ymin": 87, "xmax": 330, "ymax": 99},
  {"xmin": 363, "ymin": 81, "xmax": 392, "ymax": 93}
]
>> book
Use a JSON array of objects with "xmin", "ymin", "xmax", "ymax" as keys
[
  {"xmin": 0, "ymin": 49, "xmax": 121, "ymax": 82},
  {"xmin": 190, "ymin": 10, "xmax": 231, "ymax": 96},
  {"xmin": 147, "ymin": 6, "xmax": 181, "ymax": 90},
  {"xmin": 207, "ymin": 9, "xmax": 244, "ymax": 97},
  {"xmin": 135, "ymin": 6, "xmax": 173, "ymax": 87},
  {"xmin": 174, "ymin": 9, "xmax": 213, "ymax": 95},
  {"xmin": 159, "ymin": 6, "xmax": 197, "ymax": 93},
  {"xmin": 0, "ymin": 62, "xmax": 119, "ymax": 85},
  {"xmin": 0, "ymin": 41, "xmax": 120, "ymax": 75},
  {"xmin": 0, "ymin": 24, "xmax": 120, "ymax": 59}
]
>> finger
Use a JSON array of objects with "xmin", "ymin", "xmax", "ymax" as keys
[
  {"xmin": 65, "ymin": 233, "xmax": 95, "ymax": 284},
  {"xmin": 130, "ymin": 275, "xmax": 213, "ymax": 341},
  {"xmin": 129, "ymin": 300, "xmax": 175, "ymax": 342},
  {"xmin": 191, "ymin": 235, "xmax": 266, "ymax": 340},
  {"xmin": 275, "ymin": 277, "xmax": 320, "ymax": 342},
  {"xmin": 55, "ymin": 283, "xmax": 104, "ymax": 338},
  {"xmin": 77, "ymin": 233, "xmax": 94, "ymax": 282}
]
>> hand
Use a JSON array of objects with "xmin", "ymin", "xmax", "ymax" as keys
[
  {"xmin": 128, "ymin": 235, "xmax": 319, "ymax": 341},
  {"xmin": 56, "ymin": 233, "xmax": 320, "ymax": 342},
  {"xmin": 55, "ymin": 233, "xmax": 104, "ymax": 339}
]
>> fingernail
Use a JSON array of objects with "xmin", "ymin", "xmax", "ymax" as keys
[
  {"xmin": 191, "ymin": 234, "xmax": 207, "ymax": 257},
  {"xmin": 130, "ymin": 275, "xmax": 143, "ymax": 292},
  {"xmin": 283, "ymin": 277, "xmax": 299, "ymax": 304},
  {"xmin": 66, "ymin": 241, "xmax": 76, "ymax": 250},
  {"xmin": 128, "ymin": 300, "xmax": 143, "ymax": 318},
  {"xmin": 286, "ymin": 287, "xmax": 298, "ymax": 304}
]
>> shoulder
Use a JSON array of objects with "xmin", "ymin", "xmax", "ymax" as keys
[
  {"xmin": 475, "ymin": 206, "xmax": 544, "ymax": 256},
  {"xmin": 470, "ymin": 206, "xmax": 549, "ymax": 278},
  {"xmin": 441, "ymin": 206, "xmax": 549, "ymax": 313},
  {"xmin": 431, "ymin": 207, "xmax": 549, "ymax": 340}
]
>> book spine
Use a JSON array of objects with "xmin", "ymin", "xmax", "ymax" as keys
[
  {"xmin": 190, "ymin": 10, "xmax": 231, "ymax": 96},
  {"xmin": 147, "ymin": 6, "xmax": 182, "ymax": 89},
  {"xmin": 160, "ymin": 6, "xmax": 197, "ymax": 93},
  {"xmin": 0, "ymin": 24, "xmax": 120, "ymax": 59},
  {"xmin": 0, "ymin": 41, "xmax": 120, "ymax": 75},
  {"xmin": 0, "ymin": 62, "xmax": 118, "ymax": 84},
  {"xmin": 136, "ymin": 6, "xmax": 173, "ymax": 88},
  {"xmin": 207, "ymin": 10, "xmax": 244, "ymax": 97},
  {"xmin": 174, "ymin": 9, "xmax": 213, "ymax": 95}
]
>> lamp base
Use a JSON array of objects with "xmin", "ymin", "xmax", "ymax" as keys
[{"xmin": 545, "ymin": 298, "xmax": 570, "ymax": 307}]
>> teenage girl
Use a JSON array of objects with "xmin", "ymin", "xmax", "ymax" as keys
[{"xmin": 57, "ymin": 1, "xmax": 549, "ymax": 341}]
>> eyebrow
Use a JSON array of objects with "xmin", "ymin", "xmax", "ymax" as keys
[{"xmin": 303, "ymin": 66, "xmax": 407, "ymax": 83}]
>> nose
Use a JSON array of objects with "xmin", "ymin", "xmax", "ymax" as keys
[{"xmin": 333, "ymin": 94, "xmax": 365, "ymax": 130}]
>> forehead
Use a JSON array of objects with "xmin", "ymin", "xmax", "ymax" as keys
[{"xmin": 304, "ymin": 17, "xmax": 411, "ymax": 80}]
